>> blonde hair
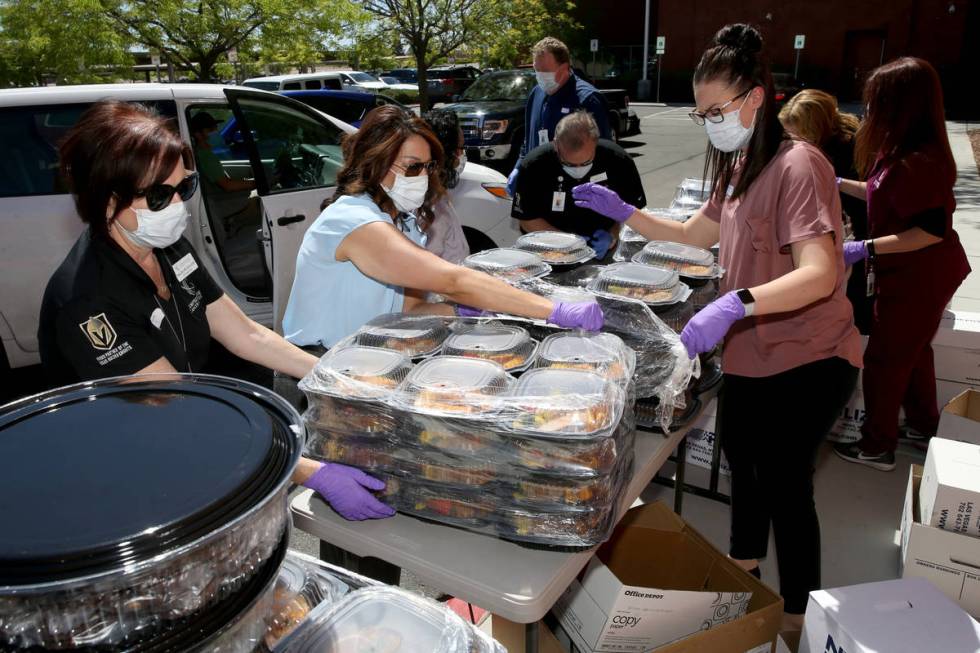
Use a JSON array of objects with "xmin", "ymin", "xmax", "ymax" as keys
[{"xmin": 778, "ymin": 89, "xmax": 860, "ymax": 149}]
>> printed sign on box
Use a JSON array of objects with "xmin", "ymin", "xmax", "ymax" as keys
[
  {"xmin": 684, "ymin": 399, "xmax": 730, "ymax": 476},
  {"xmin": 919, "ymin": 438, "xmax": 980, "ymax": 538}
]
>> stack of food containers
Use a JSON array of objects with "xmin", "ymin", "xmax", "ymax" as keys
[
  {"xmin": 515, "ymin": 231, "xmax": 596, "ymax": 267},
  {"xmin": 300, "ymin": 329, "xmax": 637, "ymax": 548},
  {"xmin": 587, "ymin": 262, "xmax": 693, "ymax": 332},
  {"xmin": 462, "ymin": 247, "xmax": 551, "ymax": 283},
  {"xmin": 632, "ymin": 240, "xmax": 723, "ymax": 310}
]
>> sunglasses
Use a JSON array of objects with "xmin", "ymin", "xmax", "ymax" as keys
[
  {"xmin": 392, "ymin": 160, "xmax": 438, "ymax": 177},
  {"xmin": 134, "ymin": 172, "xmax": 199, "ymax": 211}
]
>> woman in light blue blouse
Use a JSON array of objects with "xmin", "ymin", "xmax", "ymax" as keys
[{"xmin": 283, "ymin": 105, "xmax": 603, "ymax": 348}]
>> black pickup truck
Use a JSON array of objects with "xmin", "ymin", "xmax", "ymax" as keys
[{"xmin": 442, "ymin": 69, "xmax": 640, "ymax": 171}]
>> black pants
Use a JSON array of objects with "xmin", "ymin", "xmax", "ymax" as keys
[{"xmin": 718, "ymin": 356, "xmax": 858, "ymax": 614}]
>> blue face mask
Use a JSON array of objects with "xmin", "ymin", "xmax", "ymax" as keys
[{"xmin": 207, "ymin": 131, "xmax": 224, "ymax": 150}]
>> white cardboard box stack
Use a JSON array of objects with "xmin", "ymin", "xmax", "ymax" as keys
[
  {"xmin": 920, "ymin": 438, "xmax": 980, "ymax": 537},
  {"xmin": 933, "ymin": 310, "xmax": 980, "ymax": 407}
]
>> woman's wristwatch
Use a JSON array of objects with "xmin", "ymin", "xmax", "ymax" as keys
[{"xmin": 736, "ymin": 288, "xmax": 756, "ymax": 317}]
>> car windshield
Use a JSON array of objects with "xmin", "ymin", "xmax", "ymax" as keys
[
  {"xmin": 462, "ymin": 72, "xmax": 534, "ymax": 101},
  {"xmin": 242, "ymin": 80, "xmax": 280, "ymax": 90},
  {"xmin": 348, "ymin": 72, "xmax": 380, "ymax": 83}
]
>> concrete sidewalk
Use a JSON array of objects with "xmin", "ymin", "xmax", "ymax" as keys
[{"xmin": 949, "ymin": 121, "xmax": 980, "ymax": 312}]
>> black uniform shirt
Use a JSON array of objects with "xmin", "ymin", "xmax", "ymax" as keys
[
  {"xmin": 511, "ymin": 139, "xmax": 646, "ymax": 238},
  {"xmin": 38, "ymin": 228, "xmax": 223, "ymax": 386}
]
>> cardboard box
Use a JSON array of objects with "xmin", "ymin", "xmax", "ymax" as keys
[
  {"xmin": 799, "ymin": 577, "xmax": 980, "ymax": 653},
  {"xmin": 684, "ymin": 399, "xmax": 731, "ymax": 476},
  {"xmin": 933, "ymin": 310, "xmax": 980, "ymax": 387},
  {"xmin": 920, "ymin": 438, "xmax": 980, "ymax": 537},
  {"xmin": 938, "ymin": 390, "xmax": 980, "ymax": 446},
  {"xmin": 901, "ymin": 465, "xmax": 980, "ymax": 618},
  {"xmin": 491, "ymin": 616, "xmax": 564, "ymax": 653},
  {"xmin": 552, "ymin": 501, "xmax": 782, "ymax": 653}
]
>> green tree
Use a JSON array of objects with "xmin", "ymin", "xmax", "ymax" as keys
[
  {"xmin": 483, "ymin": 0, "xmax": 581, "ymax": 69},
  {"xmin": 0, "ymin": 0, "xmax": 131, "ymax": 87}
]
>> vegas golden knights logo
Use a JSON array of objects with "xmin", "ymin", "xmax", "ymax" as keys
[{"xmin": 79, "ymin": 313, "xmax": 117, "ymax": 350}]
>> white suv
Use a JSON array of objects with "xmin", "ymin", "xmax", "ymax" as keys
[{"xmin": 0, "ymin": 83, "xmax": 519, "ymax": 371}]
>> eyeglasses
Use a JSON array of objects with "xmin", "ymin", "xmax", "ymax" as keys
[
  {"xmin": 559, "ymin": 156, "xmax": 594, "ymax": 168},
  {"xmin": 688, "ymin": 88, "xmax": 752, "ymax": 126},
  {"xmin": 135, "ymin": 172, "xmax": 199, "ymax": 211},
  {"xmin": 392, "ymin": 160, "xmax": 438, "ymax": 177}
]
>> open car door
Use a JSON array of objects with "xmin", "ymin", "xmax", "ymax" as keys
[{"xmin": 225, "ymin": 89, "xmax": 347, "ymax": 332}]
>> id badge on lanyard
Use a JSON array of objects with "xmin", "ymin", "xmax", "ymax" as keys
[{"xmin": 865, "ymin": 258, "xmax": 876, "ymax": 298}]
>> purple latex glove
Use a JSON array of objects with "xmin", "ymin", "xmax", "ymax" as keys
[
  {"xmin": 679, "ymin": 292, "xmax": 746, "ymax": 359},
  {"xmin": 455, "ymin": 304, "xmax": 487, "ymax": 317},
  {"xmin": 843, "ymin": 240, "xmax": 868, "ymax": 266},
  {"xmin": 571, "ymin": 183, "xmax": 635, "ymax": 222},
  {"xmin": 302, "ymin": 463, "xmax": 396, "ymax": 521},
  {"xmin": 547, "ymin": 301, "xmax": 604, "ymax": 331}
]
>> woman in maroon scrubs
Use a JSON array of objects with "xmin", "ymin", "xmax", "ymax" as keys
[{"xmin": 835, "ymin": 57, "xmax": 970, "ymax": 470}]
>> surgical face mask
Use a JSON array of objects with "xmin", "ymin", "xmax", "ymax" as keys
[
  {"xmin": 704, "ymin": 96, "xmax": 755, "ymax": 152},
  {"xmin": 454, "ymin": 152, "xmax": 467, "ymax": 177},
  {"xmin": 535, "ymin": 71, "xmax": 560, "ymax": 94},
  {"xmin": 562, "ymin": 162, "xmax": 593, "ymax": 179},
  {"xmin": 383, "ymin": 171, "xmax": 429, "ymax": 213},
  {"xmin": 119, "ymin": 201, "xmax": 189, "ymax": 249}
]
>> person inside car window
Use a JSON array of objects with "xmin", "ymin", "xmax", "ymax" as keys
[{"xmin": 38, "ymin": 100, "xmax": 394, "ymax": 523}]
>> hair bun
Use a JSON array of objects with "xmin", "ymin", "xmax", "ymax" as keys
[{"xmin": 714, "ymin": 23, "xmax": 762, "ymax": 55}]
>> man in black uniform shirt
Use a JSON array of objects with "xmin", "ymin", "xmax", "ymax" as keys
[{"xmin": 511, "ymin": 111, "xmax": 646, "ymax": 259}]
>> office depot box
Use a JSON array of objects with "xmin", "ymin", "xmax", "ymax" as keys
[
  {"xmin": 938, "ymin": 390, "xmax": 980, "ymax": 446},
  {"xmin": 901, "ymin": 465, "xmax": 980, "ymax": 618},
  {"xmin": 933, "ymin": 311, "xmax": 980, "ymax": 387},
  {"xmin": 920, "ymin": 438, "xmax": 980, "ymax": 537},
  {"xmin": 799, "ymin": 577, "xmax": 980, "ymax": 653},
  {"xmin": 552, "ymin": 501, "xmax": 782, "ymax": 653}
]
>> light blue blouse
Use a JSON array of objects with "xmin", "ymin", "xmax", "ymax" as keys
[{"xmin": 282, "ymin": 194, "xmax": 426, "ymax": 347}]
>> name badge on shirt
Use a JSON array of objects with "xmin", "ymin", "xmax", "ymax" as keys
[
  {"xmin": 150, "ymin": 308, "xmax": 165, "ymax": 329},
  {"xmin": 591, "ymin": 172, "xmax": 609, "ymax": 183},
  {"xmin": 538, "ymin": 128, "xmax": 549, "ymax": 145},
  {"xmin": 172, "ymin": 253, "xmax": 198, "ymax": 283},
  {"xmin": 560, "ymin": 107, "xmax": 571, "ymax": 114},
  {"xmin": 552, "ymin": 191, "xmax": 567, "ymax": 212},
  {"xmin": 726, "ymin": 185, "xmax": 735, "ymax": 198}
]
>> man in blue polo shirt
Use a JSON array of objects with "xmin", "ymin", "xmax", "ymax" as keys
[{"xmin": 507, "ymin": 36, "xmax": 611, "ymax": 195}]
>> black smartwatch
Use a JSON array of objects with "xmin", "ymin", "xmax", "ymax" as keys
[{"xmin": 736, "ymin": 288, "xmax": 756, "ymax": 317}]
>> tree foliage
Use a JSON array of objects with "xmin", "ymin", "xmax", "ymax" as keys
[{"xmin": 483, "ymin": 0, "xmax": 581, "ymax": 69}]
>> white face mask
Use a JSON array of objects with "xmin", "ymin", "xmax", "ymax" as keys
[
  {"xmin": 705, "ymin": 95, "xmax": 756, "ymax": 152},
  {"xmin": 562, "ymin": 162, "xmax": 593, "ymax": 179},
  {"xmin": 383, "ymin": 171, "xmax": 429, "ymax": 213},
  {"xmin": 455, "ymin": 152, "xmax": 467, "ymax": 177},
  {"xmin": 118, "ymin": 201, "xmax": 189, "ymax": 249},
  {"xmin": 535, "ymin": 71, "xmax": 560, "ymax": 95}
]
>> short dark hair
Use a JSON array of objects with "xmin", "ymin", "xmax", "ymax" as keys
[
  {"xmin": 189, "ymin": 111, "xmax": 219, "ymax": 134},
  {"xmin": 555, "ymin": 111, "xmax": 599, "ymax": 151},
  {"xmin": 693, "ymin": 23, "xmax": 784, "ymax": 202},
  {"xmin": 59, "ymin": 101, "xmax": 193, "ymax": 241},
  {"xmin": 332, "ymin": 105, "xmax": 446, "ymax": 227},
  {"xmin": 423, "ymin": 108, "xmax": 462, "ymax": 189}
]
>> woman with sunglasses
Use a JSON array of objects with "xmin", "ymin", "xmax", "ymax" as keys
[
  {"xmin": 833, "ymin": 58, "xmax": 970, "ymax": 470},
  {"xmin": 572, "ymin": 24, "xmax": 862, "ymax": 631},
  {"xmin": 282, "ymin": 105, "xmax": 603, "ymax": 349},
  {"xmin": 39, "ymin": 101, "xmax": 396, "ymax": 523}
]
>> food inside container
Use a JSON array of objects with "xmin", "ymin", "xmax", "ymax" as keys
[
  {"xmin": 588, "ymin": 262, "xmax": 689, "ymax": 306},
  {"xmin": 534, "ymin": 332, "xmax": 635, "ymax": 383},
  {"xmin": 264, "ymin": 551, "xmax": 351, "ymax": 649},
  {"xmin": 462, "ymin": 248, "xmax": 551, "ymax": 282},
  {"xmin": 420, "ymin": 460, "xmax": 496, "ymax": 487},
  {"xmin": 441, "ymin": 324, "xmax": 538, "ymax": 371},
  {"xmin": 382, "ymin": 480, "xmax": 495, "ymax": 525},
  {"xmin": 510, "ymin": 473, "xmax": 617, "ymax": 509},
  {"xmin": 413, "ymin": 415, "xmax": 501, "ymax": 456},
  {"xmin": 301, "ymin": 346, "xmax": 412, "ymax": 400},
  {"xmin": 353, "ymin": 314, "xmax": 450, "ymax": 358},
  {"xmin": 276, "ymin": 586, "xmax": 473, "ymax": 653},
  {"xmin": 0, "ymin": 375, "xmax": 301, "ymax": 650},
  {"xmin": 513, "ymin": 422, "xmax": 632, "ymax": 477},
  {"xmin": 507, "ymin": 368, "xmax": 622, "ymax": 438},
  {"xmin": 516, "ymin": 231, "xmax": 595, "ymax": 265},
  {"xmin": 305, "ymin": 397, "xmax": 399, "ymax": 440},
  {"xmin": 497, "ymin": 505, "xmax": 608, "ymax": 542},
  {"xmin": 399, "ymin": 356, "xmax": 512, "ymax": 416},
  {"xmin": 632, "ymin": 241, "xmax": 720, "ymax": 279}
]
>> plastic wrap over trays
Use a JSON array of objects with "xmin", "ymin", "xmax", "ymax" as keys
[{"xmin": 299, "ymin": 327, "xmax": 642, "ymax": 549}]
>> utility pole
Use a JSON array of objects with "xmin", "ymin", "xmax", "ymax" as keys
[{"xmin": 638, "ymin": 0, "xmax": 651, "ymax": 100}]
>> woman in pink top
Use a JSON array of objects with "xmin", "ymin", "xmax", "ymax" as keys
[{"xmin": 573, "ymin": 24, "xmax": 862, "ymax": 629}]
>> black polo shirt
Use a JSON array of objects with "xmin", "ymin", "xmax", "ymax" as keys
[
  {"xmin": 38, "ymin": 228, "xmax": 223, "ymax": 386},
  {"xmin": 511, "ymin": 139, "xmax": 646, "ymax": 238}
]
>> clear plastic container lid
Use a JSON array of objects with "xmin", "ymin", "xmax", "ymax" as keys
[
  {"xmin": 354, "ymin": 314, "xmax": 450, "ymax": 358},
  {"xmin": 276, "ymin": 586, "xmax": 472, "ymax": 653},
  {"xmin": 631, "ymin": 241, "xmax": 720, "ymax": 279},
  {"xmin": 588, "ymin": 262, "xmax": 688, "ymax": 306},
  {"xmin": 462, "ymin": 248, "xmax": 551, "ymax": 282},
  {"xmin": 302, "ymin": 346, "xmax": 412, "ymax": 399},
  {"xmin": 398, "ymin": 356, "xmax": 512, "ymax": 416},
  {"xmin": 645, "ymin": 207, "xmax": 693, "ymax": 222},
  {"xmin": 674, "ymin": 177, "xmax": 712, "ymax": 201},
  {"xmin": 618, "ymin": 224, "xmax": 648, "ymax": 242},
  {"xmin": 516, "ymin": 232, "xmax": 595, "ymax": 265},
  {"xmin": 506, "ymin": 368, "xmax": 622, "ymax": 438},
  {"xmin": 535, "ymin": 332, "xmax": 635, "ymax": 382},
  {"xmin": 441, "ymin": 324, "xmax": 538, "ymax": 372}
]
